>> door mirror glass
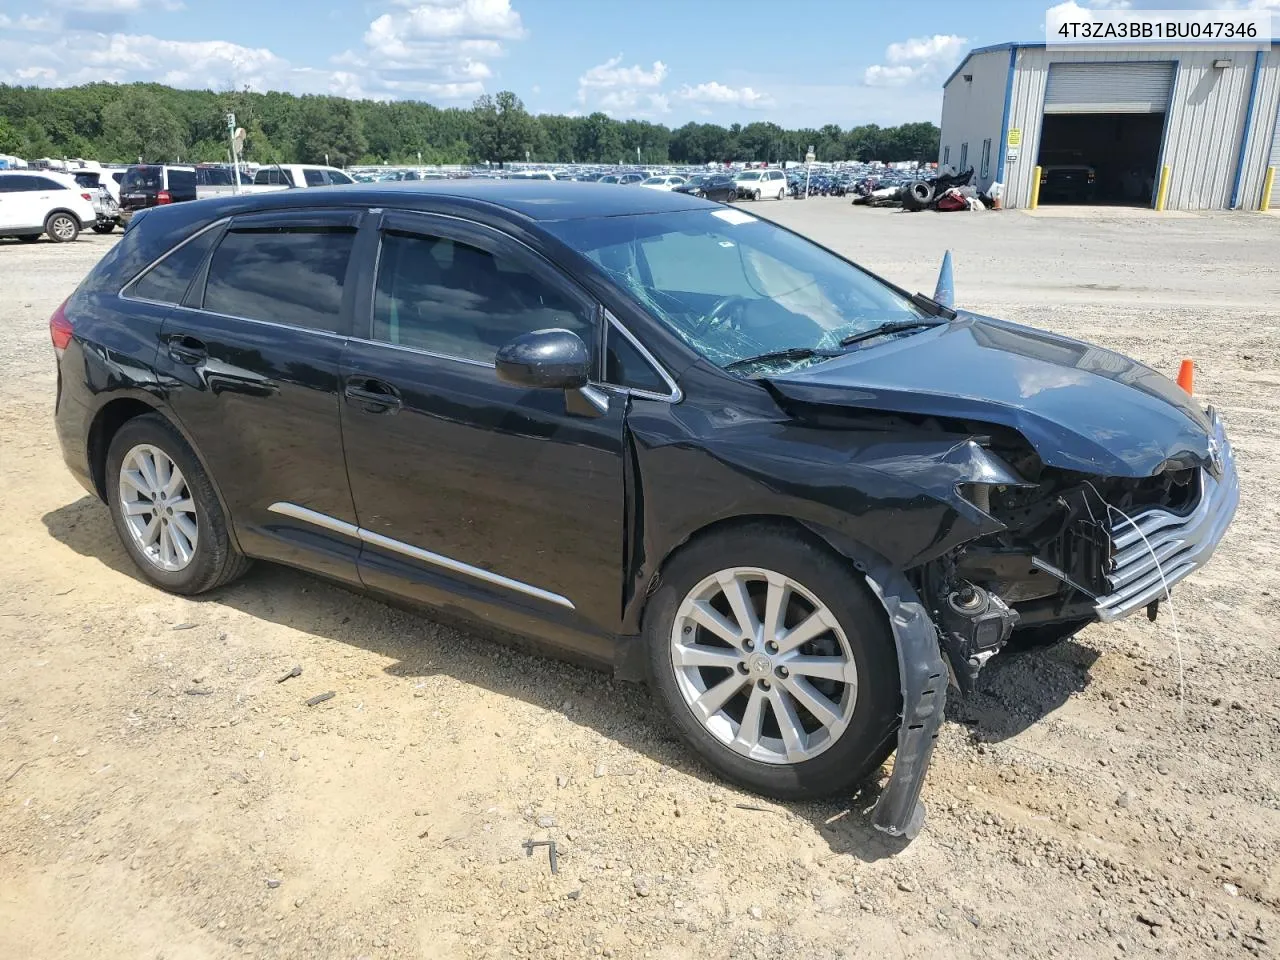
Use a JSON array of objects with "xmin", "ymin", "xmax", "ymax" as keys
[{"xmin": 495, "ymin": 329, "xmax": 590, "ymax": 389}]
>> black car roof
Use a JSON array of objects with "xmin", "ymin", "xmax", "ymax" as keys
[{"xmin": 188, "ymin": 180, "xmax": 709, "ymax": 223}]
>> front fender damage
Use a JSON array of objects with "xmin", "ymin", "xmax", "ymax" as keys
[
  {"xmin": 860, "ymin": 562, "xmax": 947, "ymax": 838},
  {"xmin": 805, "ymin": 525, "xmax": 947, "ymax": 839}
]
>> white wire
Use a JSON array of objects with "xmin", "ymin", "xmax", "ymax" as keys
[{"xmin": 1084, "ymin": 482, "xmax": 1185, "ymax": 709}]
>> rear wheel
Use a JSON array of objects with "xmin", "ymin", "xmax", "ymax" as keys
[
  {"xmin": 644, "ymin": 524, "xmax": 899, "ymax": 800},
  {"xmin": 105, "ymin": 414, "xmax": 251, "ymax": 594},
  {"xmin": 776, "ymin": 186, "xmax": 786, "ymax": 200},
  {"xmin": 752, "ymin": 189, "xmax": 761, "ymax": 201},
  {"xmin": 45, "ymin": 212, "xmax": 79, "ymax": 243},
  {"xmin": 92, "ymin": 222, "xmax": 116, "ymax": 234}
]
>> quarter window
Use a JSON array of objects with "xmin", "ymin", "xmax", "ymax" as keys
[
  {"xmin": 303, "ymin": 169, "xmax": 327, "ymax": 187},
  {"xmin": 372, "ymin": 231, "xmax": 595, "ymax": 364},
  {"xmin": 130, "ymin": 227, "xmax": 220, "ymax": 304},
  {"xmin": 606, "ymin": 328, "xmax": 667, "ymax": 394},
  {"xmin": 203, "ymin": 226, "xmax": 355, "ymax": 333}
]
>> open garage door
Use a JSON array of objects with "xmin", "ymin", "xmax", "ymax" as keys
[{"xmin": 1038, "ymin": 62, "xmax": 1173, "ymax": 206}]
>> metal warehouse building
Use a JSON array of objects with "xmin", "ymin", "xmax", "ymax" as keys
[{"xmin": 940, "ymin": 41, "xmax": 1280, "ymax": 210}]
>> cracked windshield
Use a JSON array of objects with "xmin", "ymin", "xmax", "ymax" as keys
[{"xmin": 546, "ymin": 209, "xmax": 929, "ymax": 374}]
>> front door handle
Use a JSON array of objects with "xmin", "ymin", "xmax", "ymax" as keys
[
  {"xmin": 344, "ymin": 376, "xmax": 402, "ymax": 413},
  {"xmin": 167, "ymin": 334, "xmax": 207, "ymax": 365}
]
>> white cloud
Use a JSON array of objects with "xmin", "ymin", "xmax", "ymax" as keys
[
  {"xmin": 575, "ymin": 54, "xmax": 671, "ymax": 117},
  {"xmin": 0, "ymin": 13, "xmax": 59, "ymax": 29},
  {"xmin": 676, "ymin": 81, "xmax": 770, "ymax": 109},
  {"xmin": 340, "ymin": 0, "xmax": 523, "ymax": 101},
  {"xmin": 864, "ymin": 33, "xmax": 967, "ymax": 87},
  {"xmin": 0, "ymin": 29, "xmax": 354, "ymax": 95},
  {"xmin": 578, "ymin": 55, "xmax": 667, "ymax": 97}
]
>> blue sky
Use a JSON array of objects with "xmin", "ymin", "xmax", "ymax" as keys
[{"xmin": 0, "ymin": 0, "xmax": 1274, "ymax": 127}]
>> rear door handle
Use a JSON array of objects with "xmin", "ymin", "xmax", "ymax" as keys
[
  {"xmin": 344, "ymin": 376, "xmax": 402, "ymax": 413},
  {"xmin": 166, "ymin": 334, "xmax": 207, "ymax": 365}
]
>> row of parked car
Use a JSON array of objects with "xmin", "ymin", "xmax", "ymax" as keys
[
  {"xmin": 4, "ymin": 158, "xmax": 835, "ymax": 244},
  {"xmin": 1, "ymin": 162, "xmax": 354, "ymax": 243}
]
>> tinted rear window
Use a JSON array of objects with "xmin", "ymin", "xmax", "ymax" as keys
[
  {"xmin": 123, "ymin": 167, "xmax": 163, "ymax": 191},
  {"xmin": 195, "ymin": 167, "xmax": 233, "ymax": 186},
  {"xmin": 130, "ymin": 226, "xmax": 220, "ymax": 304},
  {"xmin": 303, "ymin": 169, "xmax": 327, "ymax": 187},
  {"xmin": 168, "ymin": 169, "xmax": 195, "ymax": 195},
  {"xmin": 203, "ymin": 227, "xmax": 354, "ymax": 333},
  {"xmin": 254, "ymin": 168, "xmax": 294, "ymax": 186}
]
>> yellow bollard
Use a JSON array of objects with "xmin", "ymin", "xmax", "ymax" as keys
[
  {"xmin": 1263, "ymin": 167, "xmax": 1275, "ymax": 212},
  {"xmin": 1030, "ymin": 165, "xmax": 1042, "ymax": 210},
  {"xmin": 1155, "ymin": 165, "xmax": 1171, "ymax": 211}
]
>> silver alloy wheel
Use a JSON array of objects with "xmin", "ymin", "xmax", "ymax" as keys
[
  {"xmin": 118, "ymin": 443, "xmax": 199, "ymax": 572},
  {"xmin": 670, "ymin": 567, "xmax": 858, "ymax": 764},
  {"xmin": 50, "ymin": 215, "xmax": 76, "ymax": 241}
]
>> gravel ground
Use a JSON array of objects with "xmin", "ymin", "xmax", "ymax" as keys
[{"xmin": 1, "ymin": 205, "xmax": 1278, "ymax": 960}]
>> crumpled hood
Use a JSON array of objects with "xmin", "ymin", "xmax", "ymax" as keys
[{"xmin": 766, "ymin": 312, "xmax": 1214, "ymax": 478}]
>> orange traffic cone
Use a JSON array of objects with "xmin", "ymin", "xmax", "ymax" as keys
[{"xmin": 1176, "ymin": 359, "xmax": 1194, "ymax": 394}]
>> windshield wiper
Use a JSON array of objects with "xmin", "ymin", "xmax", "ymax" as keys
[
  {"xmin": 724, "ymin": 346, "xmax": 842, "ymax": 372},
  {"xmin": 908, "ymin": 291, "xmax": 957, "ymax": 319},
  {"xmin": 839, "ymin": 318, "xmax": 946, "ymax": 348}
]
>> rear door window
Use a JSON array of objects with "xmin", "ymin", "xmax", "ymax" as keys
[
  {"xmin": 129, "ymin": 226, "xmax": 221, "ymax": 304},
  {"xmin": 122, "ymin": 167, "xmax": 162, "ymax": 191},
  {"xmin": 168, "ymin": 169, "xmax": 196, "ymax": 199},
  {"xmin": 327, "ymin": 170, "xmax": 353, "ymax": 185},
  {"xmin": 203, "ymin": 226, "xmax": 355, "ymax": 333}
]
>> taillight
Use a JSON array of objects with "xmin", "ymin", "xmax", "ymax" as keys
[
  {"xmin": 81, "ymin": 192, "xmax": 93, "ymax": 201},
  {"xmin": 50, "ymin": 297, "xmax": 73, "ymax": 354},
  {"xmin": 157, "ymin": 190, "xmax": 172, "ymax": 204}
]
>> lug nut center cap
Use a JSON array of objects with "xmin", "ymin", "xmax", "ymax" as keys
[{"xmin": 748, "ymin": 654, "xmax": 772, "ymax": 676}]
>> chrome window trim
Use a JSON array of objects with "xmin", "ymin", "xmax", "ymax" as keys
[
  {"xmin": 604, "ymin": 310, "xmax": 682, "ymax": 403},
  {"xmin": 118, "ymin": 216, "xmax": 230, "ymax": 304},
  {"xmin": 164, "ymin": 303, "xmax": 349, "ymax": 341},
  {"xmin": 346, "ymin": 335, "xmax": 496, "ymax": 368},
  {"xmin": 267, "ymin": 502, "xmax": 575, "ymax": 610}
]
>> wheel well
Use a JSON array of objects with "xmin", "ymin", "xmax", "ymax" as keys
[
  {"xmin": 87, "ymin": 399, "xmax": 156, "ymax": 499},
  {"xmin": 46, "ymin": 208, "xmax": 82, "ymax": 223},
  {"xmin": 638, "ymin": 514, "xmax": 851, "ymax": 629}
]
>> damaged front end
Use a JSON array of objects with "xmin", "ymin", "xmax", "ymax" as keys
[{"xmin": 854, "ymin": 411, "xmax": 1237, "ymax": 838}]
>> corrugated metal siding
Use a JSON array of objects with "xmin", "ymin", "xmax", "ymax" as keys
[
  {"xmin": 1232, "ymin": 49, "xmax": 1280, "ymax": 210},
  {"xmin": 1271, "ymin": 90, "xmax": 1280, "ymax": 206},
  {"xmin": 1045, "ymin": 62, "xmax": 1173, "ymax": 113},
  {"xmin": 1004, "ymin": 47, "xmax": 1263, "ymax": 210},
  {"xmin": 939, "ymin": 49, "xmax": 1009, "ymax": 192}
]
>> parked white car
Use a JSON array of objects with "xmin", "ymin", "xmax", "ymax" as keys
[
  {"xmin": 640, "ymin": 175, "xmax": 687, "ymax": 190},
  {"xmin": 0, "ymin": 170, "xmax": 96, "ymax": 242},
  {"xmin": 251, "ymin": 165, "xmax": 355, "ymax": 188},
  {"xmin": 734, "ymin": 169, "xmax": 787, "ymax": 200}
]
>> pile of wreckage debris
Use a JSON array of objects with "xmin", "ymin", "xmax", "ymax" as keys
[{"xmin": 852, "ymin": 168, "xmax": 1002, "ymax": 212}]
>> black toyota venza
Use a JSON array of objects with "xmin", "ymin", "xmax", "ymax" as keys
[{"xmin": 52, "ymin": 182, "xmax": 1237, "ymax": 837}]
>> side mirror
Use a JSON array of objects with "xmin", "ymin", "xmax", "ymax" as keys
[{"xmin": 495, "ymin": 329, "xmax": 590, "ymax": 390}]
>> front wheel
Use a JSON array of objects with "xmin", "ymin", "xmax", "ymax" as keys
[
  {"xmin": 752, "ymin": 189, "xmax": 761, "ymax": 201},
  {"xmin": 106, "ymin": 413, "xmax": 252, "ymax": 594},
  {"xmin": 45, "ymin": 212, "xmax": 80, "ymax": 243},
  {"xmin": 644, "ymin": 524, "xmax": 900, "ymax": 800}
]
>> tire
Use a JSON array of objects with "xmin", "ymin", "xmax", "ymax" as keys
[
  {"xmin": 45, "ymin": 212, "xmax": 80, "ymax": 243},
  {"xmin": 644, "ymin": 523, "xmax": 900, "ymax": 800},
  {"xmin": 752, "ymin": 189, "xmax": 761, "ymax": 201},
  {"xmin": 776, "ymin": 187, "xmax": 785, "ymax": 200},
  {"xmin": 92, "ymin": 222, "xmax": 116, "ymax": 234},
  {"xmin": 105, "ymin": 413, "xmax": 252, "ymax": 595}
]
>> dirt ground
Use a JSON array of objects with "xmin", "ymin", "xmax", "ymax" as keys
[{"xmin": 1, "ymin": 203, "xmax": 1278, "ymax": 960}]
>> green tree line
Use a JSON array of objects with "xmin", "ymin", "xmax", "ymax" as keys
[{"xmin": 0, "ymin": 82, "xmax": 939, "ymax": 167}]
